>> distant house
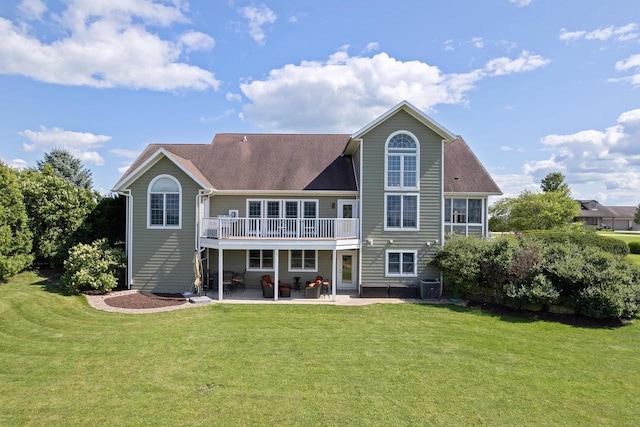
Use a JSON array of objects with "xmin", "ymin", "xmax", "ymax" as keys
[
  {"xmin": 112, "ymin": 101, "xmax": 502, "ymax": 298},
  {"xmin": 575, "ymin": 200, "xmax": 639, "ymax": 231}
]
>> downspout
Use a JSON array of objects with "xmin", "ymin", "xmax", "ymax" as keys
[
  {"xmin": 116, "ymin": 190, "xmax": 133, "ymax": 290},
  {"xmin": 195, "ymin": 189, "xmax": 214, "ymax": 251}
]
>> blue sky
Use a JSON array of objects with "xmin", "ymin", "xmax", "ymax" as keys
[{"xmin": 1, "ymin": 0, "xmax": 639, "ymax": 205}]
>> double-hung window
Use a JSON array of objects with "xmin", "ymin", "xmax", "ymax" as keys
[
  {"xmin": 247, "ymin": 249, "xmax": 274, "ymax": 271},
  {"xmin": 289, "ymin": 250, "xmax": 317, "ymax": 271},
  {"xmin": 385, "ymin": 131, "xmax": 419, "ymax": 231},
  {"xmin": 386, "ymin": 250, "xmax": 417, "ymax": 276},
  {"xmin": 148, "ymin": 175, "xmax": 181, "ymax": 228}
]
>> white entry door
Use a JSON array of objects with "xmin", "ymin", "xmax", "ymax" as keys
[{"xmin": 337, "ymin": 250, "xmax": 357, "ymax": 290}]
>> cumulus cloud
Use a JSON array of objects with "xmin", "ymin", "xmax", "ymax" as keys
[
  {"xmin": 19, "ymin": 126, "xmax": 112, "ymax": 166},
  {"xmin": 519, "ymin": 108, "xmax": 640, "ymax": 204},
  {"xmin": 239, "ymin": 4, "xmax": 277, "ymax": 45},
  {"xmin": 0, "ymin": 1, "xmax": 219, "ymax": 91},
  {"xmin": 559, "ymin": 23, "xmax": 638, "ymax": 43},
  {"xmin": 239, "ymin": 49, "xmax": 549, "ymax": 132}
]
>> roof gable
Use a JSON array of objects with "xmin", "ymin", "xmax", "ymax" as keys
[{"xmin": 351, "ymin": 100, "xmax": 457, "ymax": 142}]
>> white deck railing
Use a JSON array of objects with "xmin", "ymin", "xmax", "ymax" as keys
[{"xmin": 201, "ymin": 217, "xmax": 359, "ymax": 240}]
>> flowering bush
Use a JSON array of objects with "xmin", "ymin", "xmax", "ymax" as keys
[{"xmin": 61, "ymin": 239, "xmax": 125, "ymax": 294}]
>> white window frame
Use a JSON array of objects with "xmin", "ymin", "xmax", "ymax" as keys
[
  {"xmin": 147, "ymin": 174, "xmax": 182, "ymax": 229},
  {"xmin": 245, "ymin": 199, "xmax": 319, "ymax": 219},
  {"xmin": 385, "ymin": 250, "xmax": 418, "ymax": 277},
  {"xmin": 384, "ymin": 130, "xmax": 420, "ymax": 191},
  {"xmin": 246, "ymin": 249, "xmax": 274, "ymax": 271},
  {"xmin": 384, "ymin": 193, "xmax": 419, "ymax": 231},
  {"xmin": 288, "ymin": 250, "xmax": 318, "ymax": 272},
  {"xmin": 444, "ymin": 198, "xmax": 484, "ymax": 225}
]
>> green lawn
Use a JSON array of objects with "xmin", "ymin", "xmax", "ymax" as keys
[
  {"xmin": 600, "ymin": 231, "xmax": 640, "ymax": 266},
  {"xmin": 2, "ymin": 272, "xmax": 640, "ymax": 426}
]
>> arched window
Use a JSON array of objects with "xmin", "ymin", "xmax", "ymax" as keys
[
  {"xmin": 148, "ymin": 175, "xmax": 181, "ymax": 228},
  {"xmin": 385, "ymin": 131, "xmax": 419, "ymax": 190}
]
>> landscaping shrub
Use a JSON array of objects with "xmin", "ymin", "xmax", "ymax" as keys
[
  {"xmin": 61, "ymin": 239, "xmax": 125, "ymax": 294},
  {"xmin": 431, "ymin": 233, "xmax": 640, "ymax": 319},
  {"xmin": 430, "ymin": 235, "xmax": 485, "ymax": 297},
  {"xmin": 502, "ymin": 273, "xmax": 560, "ymax": 308},
  {"xmin": 628, "ymin": 241, "xmax": 640, "ymax": 255},
  {"xmin": 522, "ymin": 229, "xmax": 629, "ymax": 257}
]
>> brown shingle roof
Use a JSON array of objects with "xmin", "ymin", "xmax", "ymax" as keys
[
  {"xmin": 116, "ymin": 134, "xmax": 355, "ymax": 191},
  {"xmin": 444, "ymin": 136, "xmax": 502, "ymax": 194},
  {"xmin": 116, "ymin": 133, "xmax": 501, "ymax": 196}
]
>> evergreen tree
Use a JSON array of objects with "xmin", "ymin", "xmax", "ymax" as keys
[{"xmin": 37, "ymin": 148, "xmax": 93, "ymax": 190}]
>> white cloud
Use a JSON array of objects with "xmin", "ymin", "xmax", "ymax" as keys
[
  {"xmin": 19, "ymin": 126, "xmax": 112, "ymax": 165},
  {"xmin": 484, "ymin": 50, "xmax": 550, "ymax": 76},
  {"xmin": 239, "ymin": 49, "xmax": 549, "ymax": 132},
  {"xmin": 18, "ymin": 0, "xmax": 47, "ymax": 20},
  {"xmin": 443, "ymin": 39, "xmax": 454, "ymax": 52},
  {"xmin": 0, "ymin": 1, "xmax": 219, "ymax": 91},
  {"xmin": 469, "ymin": 37, "xmax": 484, "ymax": 49},
  {"xmin": 509, "ymin": 0, "xmax": 533, "ymax": 7},
  {"xmin": 610, "ymin": 53, "xmax": 640, "ymax": 88},
  {"xmin": 559, "ymin": 23, "xmax": 638, "ymax": 43},
  {"xmin": 110, "ymin": 148, "xmax": 140, "ymax": 159},
  {"xmin": 364, "ymin": 42, "xmax": 379, "ymax": 53},
  {"xmin": 226, "ymin": 92, "xmax": 242, "ymax": 102},
  {"xmin": 500, "ymin": 146, "xmax": 512, "ymax": 151},
  {"xmin": 520, "ymin": 108, "xmax": 640, "ymax": 204},
  {"xmin": 118, "ymin": 164, "xmax": 132, "ymax": 175},
  {"xmin": 239, "ymin": 4, "xmax": 277, "ymax": 45},
  {"xmin": 3, "ymin": 158, "xmax": 28, "ymax": 170},
  {"xmin": 179, "ymin": 31, "xmax": 215, "ymax": 52}
]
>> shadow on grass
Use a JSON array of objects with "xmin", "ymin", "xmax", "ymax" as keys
[
  {"xmin": 415, "ymin": 300, "xmax": 631, "ymax": 330},
  {"xmin": 26, "ymin": 267, "xmax": 71, "ymax": 296}
]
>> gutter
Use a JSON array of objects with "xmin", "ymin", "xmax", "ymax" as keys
[{"xmin": 115, "ymin": 190, "xmax": 133, "ymax": 290}]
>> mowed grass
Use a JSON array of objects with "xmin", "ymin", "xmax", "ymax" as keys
[
  {"xmin": 1, "ymin": 272, "xmax": 640, "ymax": 426},
  {"xmin": 600, "ymin": 231, "xmax": 640, "ymax": 266}
]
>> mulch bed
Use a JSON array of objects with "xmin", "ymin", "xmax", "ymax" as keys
[
  {"xmin": 466, "ymin": 301, "xmax": 630, "ymax": 328},
  {"xmin": 104, "ymin": 292, "xmax": 188, "ymax": 309}
]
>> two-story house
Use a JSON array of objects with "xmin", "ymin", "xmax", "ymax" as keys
[{"xmin": 112, "ymin": 101, "xmax": 502, "ymax": 300}]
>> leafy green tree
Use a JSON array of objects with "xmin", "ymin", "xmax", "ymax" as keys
[
  {"xmin": 0, "ymin": 162, "xmax": 34, "ymax": 279},
  {"xmin": 489, "ymin": 190, "xmax": 579, "ymax": 231},
  {"xmin": 635, "ymin": 202, "xmax": 640, "ymax": 225},
  {"xmin": 19, "ymin": 166, "xmax": 97, "ymax": 266},
  {"xmin": 37, "ymin": 148, "xmax": 93, "ymax": 190},
  {"xmin": 540, "ymin": 171, "xmax": 571, "ymax": 196}
]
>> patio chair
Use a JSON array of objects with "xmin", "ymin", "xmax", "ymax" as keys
[{"xmin": 304, "ymin": 281, "xmax": 321, "ymax": 299}]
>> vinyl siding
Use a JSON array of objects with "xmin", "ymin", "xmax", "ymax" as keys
[
  {"xmin": 129, "ymin": 157, "xmax": 201, "ymax": 293},
  {"xmin": 360, "ymin": 110, "xmax": 442, "ymax": 284}
]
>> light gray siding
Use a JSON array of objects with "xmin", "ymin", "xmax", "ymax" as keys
[
  {"xmin": 360, "ymin": 110, "xmax": 442, "ymax": 284},
  {"xmin": 129, "ymin": 157, "xmax": 202, "ymax": 293}
]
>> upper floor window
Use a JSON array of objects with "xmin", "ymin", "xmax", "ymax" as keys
[
  {"xmin": 444, "ymin": 198, "xmax": 483, "ymax": 224},
  {"xmin": 148, "ymin": 175, "xmax": 181, "ymax": 228},
  {"xmin": 385, "ymin": 131, "xmax": 419, "ymax": 190}
]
